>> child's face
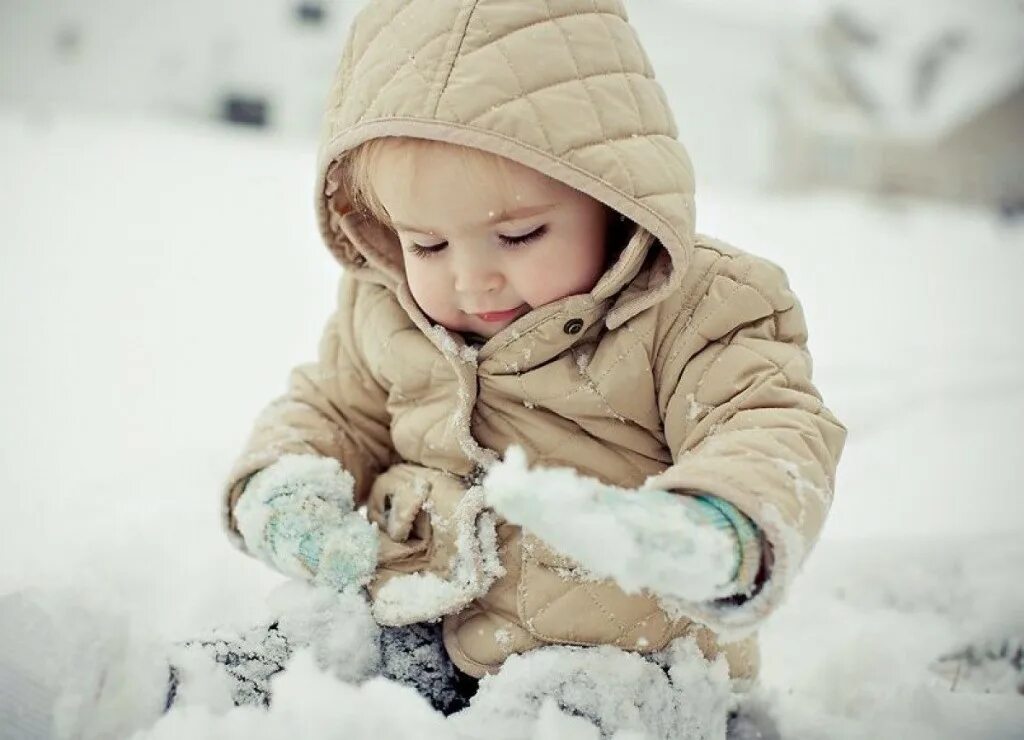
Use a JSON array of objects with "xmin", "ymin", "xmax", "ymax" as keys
[{"xmin": 371, "ymin": 144, "xmax": 610, "ymax": 339}]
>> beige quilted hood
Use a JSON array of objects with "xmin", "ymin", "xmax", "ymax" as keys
[{"xmin": 315, "ymin": 0, "xmax": 695, "ymax": 328}]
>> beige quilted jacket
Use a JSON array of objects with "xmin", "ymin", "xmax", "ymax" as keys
[{"xmin": 223, "ymin": 0, "xmax": 846, "ymax": 682}]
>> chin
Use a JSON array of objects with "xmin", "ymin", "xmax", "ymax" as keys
[{"xmin": 466, "ymin": 321, "xmax": 501, "ymax": 338}]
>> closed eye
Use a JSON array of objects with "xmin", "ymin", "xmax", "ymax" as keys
[
  {"xmin": 405, "ymin": 225, "xmax": 548, "ymax": 258},
  {"xmin": 407, "ymin": 241, "xmax": 447, "ymax": 258},
  {"xmin": 499, "ymin": 225, "xmax": 547, "ymax": 248}
]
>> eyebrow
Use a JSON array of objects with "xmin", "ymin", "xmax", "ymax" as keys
[{"xmin": 392, "ymin": 203, "xmax": 556, "ymax": 234}]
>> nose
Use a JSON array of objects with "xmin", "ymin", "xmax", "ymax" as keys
[{"xmin": 452, "ymin": 248, "xmax": 503, "ymax": 294}]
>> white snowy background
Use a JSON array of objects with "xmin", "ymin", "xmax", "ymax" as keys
[{"xmin": 2, "ymin": 0, "xmax": 1024, "ymax": 738}]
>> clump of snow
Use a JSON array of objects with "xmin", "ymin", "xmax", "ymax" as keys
[
  {"xmin": 574, "ymin": 347, "xmax": 592, "ymax": 373},
  {"xmin": 452, "ymin": 637, "xmax": 732, "ymax": 740},
  {"xmin": 483, "ymin": 448, "xmax": 737, "ymax": 602},
  {"xmin": 372, "ymin": 573, "xmax": 467, "ymax": 625},
  {"xmin": 371, "ymin": 487, "xmax": 504, "ymax": 625},
  {"xmin": 265, "ymin": 582, "xmax": 381, "ymax": 685},
  {"xmin": 142, "ymin": 651, "xmax": 455, "ymax": 740},
  {"xmin": 685, "ymin": 393, "xmax": 712, "ymax": 421},
  {"xmin": 430, "ymin": 338, "xmax": 499, "ymax": 470},
  {"xmin": 426, "ymin": 324, "xmax": 479, "ymax": 364},
  {"xmin": 493, "ymin": 628, "xmax": 514, "ymax": 651},
  {"xmin": 0, "ymin": 590, "xmax": 174, "ymax": 740},
  {"xmin": 242, "ymin": 453, "xmax": 357, "ymax": 514}
]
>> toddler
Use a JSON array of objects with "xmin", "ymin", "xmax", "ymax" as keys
[{"xmin": 219, "ymin": 0, "xmax": 846, "ymax": 735}]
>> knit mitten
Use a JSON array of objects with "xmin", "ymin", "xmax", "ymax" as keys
[{"xmin": 234, "ymin": 454, "xmax": 379, "ymax": 592}]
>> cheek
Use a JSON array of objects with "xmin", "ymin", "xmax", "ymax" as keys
[
  {"xmin": 403, "ymin": 259, "xmax": 462, "ymax": 324},
  {"xmin": 405, "ymin": 261, "xmax": 441, "ymax": 300},
  {"xmin": 517, "ymin": 239, "xmax": 606, "ymax": 304}
]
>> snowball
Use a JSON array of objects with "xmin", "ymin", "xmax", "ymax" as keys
[{"xmin": 483, "ymin": 448, "xmax": 737, "ymax": 602}]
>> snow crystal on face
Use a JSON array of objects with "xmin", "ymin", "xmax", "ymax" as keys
[{"xmin": 483, "ymin": 448, "xmax": 736, "ymax": 603}]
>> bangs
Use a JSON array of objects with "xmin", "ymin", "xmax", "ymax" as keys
[{"xmin": 342, "ymin": 137, "xmax": 519, "ymax": 228}]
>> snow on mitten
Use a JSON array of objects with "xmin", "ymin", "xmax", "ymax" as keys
[
  {"xmin": 483, "ymin": 447, "xmax": 749, "ymax": 602},
  {"xmin": 234, "ymin": 454, "xmax": 379, "ymax": 592}
]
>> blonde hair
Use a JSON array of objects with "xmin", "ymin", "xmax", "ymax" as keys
[
  {"xmin": 341, "ymin": 136, "xmax": 520, "ymax": 227},
  {"xmin": 339, "ymin": 136, "xmax": 635, "ymax": 262}
]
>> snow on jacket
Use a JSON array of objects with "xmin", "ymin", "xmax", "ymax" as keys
[{"xmin": 223, "ymin": 0, "xmax": 846, "ymax": 682}]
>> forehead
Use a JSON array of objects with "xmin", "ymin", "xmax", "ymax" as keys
[{"xmin": 371, "ymin": 143, "xmax": 575, "ymax": 224}]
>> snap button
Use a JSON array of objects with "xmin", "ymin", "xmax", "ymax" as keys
[{"xmin": 563, "ymin": 318, "xmax": 584, "ymax": 335}]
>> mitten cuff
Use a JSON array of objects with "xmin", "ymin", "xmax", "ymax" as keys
[{"xmin": 679, "ymin": 493, "xmax": 763, "ymax": 598}]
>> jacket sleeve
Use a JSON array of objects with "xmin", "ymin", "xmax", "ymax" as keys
[
  {"xmin": 222, "ymin": 272, "xmax": 396, "ymax": 549},
  {"xmin": 645, "ymin": 253, "xmax": 847, "ymax": 634}
]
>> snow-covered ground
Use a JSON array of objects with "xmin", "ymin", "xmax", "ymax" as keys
[{"xmin": 1, "ymin": 106, "xmax": 1023, "ymax": 738}]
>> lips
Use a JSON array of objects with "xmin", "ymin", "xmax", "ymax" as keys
[{"xmin": 473, "ymin": 305, "xmax": 527, "ymax": 322}]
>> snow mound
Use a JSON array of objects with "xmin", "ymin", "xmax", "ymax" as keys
[{"xmin": 453, "ymin": 638, "xmax": 732, "ymax": 740}]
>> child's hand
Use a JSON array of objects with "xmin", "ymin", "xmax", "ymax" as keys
[
  {"xmin": 234, "ymin": 454, "xmax": 379, "ymax": 592},
  {"xmin": 483, "ymin": 448, "xmax": 740, "ymax": 603}
]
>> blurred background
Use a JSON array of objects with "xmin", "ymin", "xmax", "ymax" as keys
[
  {"xmin": 1, "ymin": 1, "xmax": 1022, "ymax": 736},
  {"xmin": 2, "ymin": 0, "xmax": 1022, "ymax": 208}
]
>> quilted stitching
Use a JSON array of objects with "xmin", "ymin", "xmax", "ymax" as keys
[
  {"xmin": 526, "ymin": 573, "xmax": 664, "ymax": 647},
  {"xmin": 596, "ymin": 7, "xmax": 647, "ymax": 124},
  {"xmin": 470, "ymin": 11, "xmax": 558, "ymax": 153},
  {"xmin": 360, "ymin": 30, "xmax": 451, "ymax": 119},
  {"xmin": 458, "ymin": 10, "xmax": 626, "ymax": 60},
  {"xmin": 550, "ymin": 7, "xmax": 636, "ymax": 196},
  {"xmin": 466, "ymin": 71, "xmax": 654, "ymax": 127},
  {"xmin": 349, "ymin": 0, "xmax": 429, "ymax": 78}
]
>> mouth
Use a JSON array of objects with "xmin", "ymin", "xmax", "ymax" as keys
[{"xmin": 472, "ymin": 305, "xmax": 528, "ymax": 323}]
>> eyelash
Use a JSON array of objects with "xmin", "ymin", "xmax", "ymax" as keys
[{"xmin": 408, "ymin": 225, "xmax": 548, "ymax": 258}]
